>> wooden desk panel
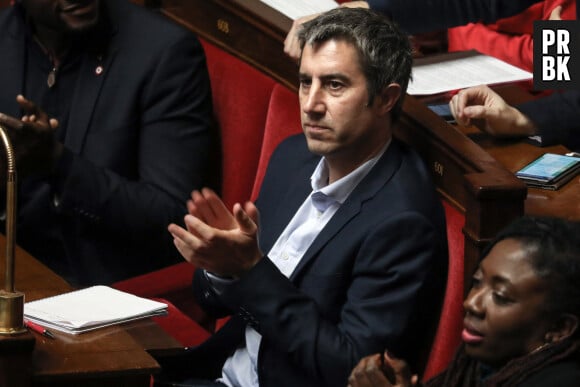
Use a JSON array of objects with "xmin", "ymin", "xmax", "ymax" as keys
[
  {"xmin": 398, "ymin": 95, "xmax": 526, "ymax": 285},
  {"xmin": 0, "ymin": 237, "xmax": 181, "ymax": 387},
  {"xmin": 161, "ymin": 0, "xmax": 299, "ymax": 91}
]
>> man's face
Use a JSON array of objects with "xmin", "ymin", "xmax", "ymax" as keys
[
  {"xmin": 21, "ymin": 0, "xmax": 100, "ymax": 34},
  {"xmin": 298, "ymin": 39, "xmax": 390, "ymax": 172}
]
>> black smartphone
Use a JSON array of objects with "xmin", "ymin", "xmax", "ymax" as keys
[{"xmin": 427, "ymin": 103, "xmax": 455, "ymax": 123}]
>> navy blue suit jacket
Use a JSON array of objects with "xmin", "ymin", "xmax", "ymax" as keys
[
  {"xmin": 184, "ymin": 134, "xmax": 448, "ymax": 386},
  {"xmin": 0, "ymin": 0, "xmax": 216, "ymax": 285}
]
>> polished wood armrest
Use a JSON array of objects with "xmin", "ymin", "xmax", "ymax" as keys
[{"xmin": 456, "ymin": 85, "xmax": 580, "ymax": 221}]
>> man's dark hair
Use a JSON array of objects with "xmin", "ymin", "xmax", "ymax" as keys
[{"xmin": 298, "ymin": 7, "xmax": 412, "ymax": 121}]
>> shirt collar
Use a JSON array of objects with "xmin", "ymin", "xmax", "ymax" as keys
[{"xmin": 310, "ymin": 139, "xmax": 391, "ymax": 207}]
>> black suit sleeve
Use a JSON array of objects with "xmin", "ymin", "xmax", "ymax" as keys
[
  {"xmin": 517, "ymin": 91, "xmax": 580, "ymax": 148},
  {"xmin": 367, "ymin": 0, "xmax": 543, "ymax": 34}
]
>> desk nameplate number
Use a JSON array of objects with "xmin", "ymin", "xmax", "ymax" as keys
[
  {"xmin": 434, "ymin": 161, "xmax": 444, "ymax": 176},
  {"xmin": 217, "ymin": 18, "xmax": 230, "ymax": 34}
]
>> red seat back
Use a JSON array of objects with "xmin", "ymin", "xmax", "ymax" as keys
[
  {"xmin": 251, "ymin": 84, "xmax": 302, "ymax": 199},
  {"xmin": 422, "ymin": 200, "xmax": 465, "ymax": 380},
  {"xmin": 201, "ymin": 39, "xmax": 276, "ymax": 208}
]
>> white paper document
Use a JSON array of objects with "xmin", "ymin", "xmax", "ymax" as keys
[
  {"xmin": 260, "ymin": 0, "xmax": 338, "ymax": 20},
  {"xmin": 24, "ymin": 285, "xmax": 168, "ymax": 334},
  {"xmin": 408, "ymin": 53, "xmax": 533, "ymax": 96}
]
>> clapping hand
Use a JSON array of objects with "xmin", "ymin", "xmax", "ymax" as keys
[{"xmin": 168, "ymin": 188, "xmax": 263, "ymax": 278}]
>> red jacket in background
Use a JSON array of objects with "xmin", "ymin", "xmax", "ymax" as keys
[{"xmin": 447, "ymin": 0, "xmax": 576, "ymax": 73}]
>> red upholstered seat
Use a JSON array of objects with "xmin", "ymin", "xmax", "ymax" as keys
[
  {"xmin": 150, "ymin": 298, "xmax": 212, "ymax": 347},
  {"xmin": 422, "ymin": 201, "xmax": 465, "ymax": 380},
  {"xmin": 200, "ymin": 40, "xmax": 276, "ymax": 209},
  {"xmin": 251, "ymin": 84, "xmax": 302, "ymax": 200}
]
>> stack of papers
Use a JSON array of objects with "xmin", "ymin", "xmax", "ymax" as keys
[
  {"xmin": 260, "ymin": 0, "xmax": 338, "ymax": 20},
  {"xmin": 408, "ymin": 51, "xmax": 533, "ymax": 96},
  {"xmin": 24, "ymin": 285, "xmax": 168, "ymax": 334}
]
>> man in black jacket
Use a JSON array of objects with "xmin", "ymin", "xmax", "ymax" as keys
[{"xmin": 0, "ymin": 0, "xmax": 217, "ymax": 286}]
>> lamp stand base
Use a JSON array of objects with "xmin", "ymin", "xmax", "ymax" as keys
[{"xmin": 0, "ymin": 290, "xmax": 26, "ymax": 335}]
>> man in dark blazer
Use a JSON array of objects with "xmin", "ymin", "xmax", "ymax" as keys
[
  {"xmin": 161, "ymin": 8, "xmax": 447, "ymax": 387},
  {"xmin": 0, "ymin": 0, "xmax": 216, "ymax": 286}
]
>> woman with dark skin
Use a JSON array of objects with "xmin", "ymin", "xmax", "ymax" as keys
[{"xmin": 348, "ymin": 216, "xmax": 580, "ymax": 387}]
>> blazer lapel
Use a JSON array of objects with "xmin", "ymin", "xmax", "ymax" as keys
[
  {"xmin": 64, "ymin": 50, "xmax": 115, "ymax": 153},
  {"xmin": 290, "ymin": 142, "xmax": 403, "ymax": 279},
  {"xmin": 65, "ymin": 1, "xmax": 119, "ymax": 153}
]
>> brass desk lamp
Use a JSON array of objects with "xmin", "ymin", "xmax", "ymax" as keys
[{"xmin": 0, "ymin": 125, "xmax": 25, "ymax": 335}]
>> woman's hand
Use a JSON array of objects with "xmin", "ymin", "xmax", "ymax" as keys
[{"xmin": 348, "ymin": 351, "xmax": 419, "ymax": 387}]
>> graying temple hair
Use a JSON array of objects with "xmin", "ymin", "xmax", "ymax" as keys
[{"xmin": 298, "ymin": 7, "xmax": 412, "ymax": 120}]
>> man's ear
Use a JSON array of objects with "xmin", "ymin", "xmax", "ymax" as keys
[
  {"xmin": 545, "ymin": 314, "xmax": 579, "ymax": 343},
  {"xmin": 375, "ymin": 83, "xmax": 402, "ymax": 116}
]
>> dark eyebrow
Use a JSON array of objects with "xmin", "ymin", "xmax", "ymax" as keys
[
  {"xmin": 319, "ymin": 74, "xmax": 350, "ymax": 84},
  {"xmin": 298, "ymin": 72, "xmax": 351, "ymax": 83}
]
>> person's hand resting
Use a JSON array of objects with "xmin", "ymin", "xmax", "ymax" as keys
[
  {"xmin": 168, "ymin": 188, "xmax": 263, "ymax": 279},
  {"xmin": 348, "ymin": 351, "xmax": 419, "ymax": 387},
  {"xmin": 548, "ymin": 5, "xmax": 563, "ymax": 20},
  {"xmin": 0, "ymin": 95, "xmax": 62, "ymax": 177},
  {"xmin": 448, "ymin": 85, "xmax": 537, "ymax": 138},
  {"xmin": 283, "ymin": 1, "xmax": 370, "ymax": 61}
]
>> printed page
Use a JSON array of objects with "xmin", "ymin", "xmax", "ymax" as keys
[
  {"xmin": 408, "ymin": 53, "xmax": 533, "ymax": 96},
  {"xmin": 260, "ymin": 0, "xmax": 338, "ymax": 20}
]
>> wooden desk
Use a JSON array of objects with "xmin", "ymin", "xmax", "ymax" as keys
[
  {"xmin": 461, "ymin": 85, "xmax": 580, "ymax": 221},
  {"xmin": 0, "ymin": 236, "xmax": 181, "ymax": 387},
  {"xmin": 466, "ymin": 132, "xmax": 579, "ymax": 220}
]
